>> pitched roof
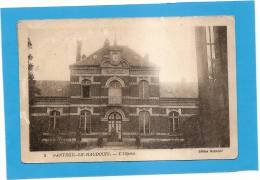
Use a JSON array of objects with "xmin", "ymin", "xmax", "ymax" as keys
[
  {"xmin": 35, "ymin": 80, "xmax": 198, "ymax": 98},
  {"xmin": 35, "ymin": 80, "xmax": 70, "ymax": 97},
  {"xmin": 71, "ymin": 44, "xmax": 155, "ymax": 67},
  {"xmin": 160, "ymin": 82, "xmax": 198, "ymax": 98}
]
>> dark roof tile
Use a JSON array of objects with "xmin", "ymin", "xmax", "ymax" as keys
[
  {"xmin": 35, "ymin": 80, "xmax": 70, "ymax": 97},
  {"xmin": 71, "ymin": 44, "xmax": 155, "ymax": 67},
  {"xmin": 160, "ymin": 82, "xmax": 198, "ymax": 98},
  {"xmin": 35, "ymin": 80, "xmax": 198, "ymax": 98}
]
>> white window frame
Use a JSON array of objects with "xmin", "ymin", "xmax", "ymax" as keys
[
  {"xmin": 169, "ymin": 111, "xmax": 180, "ymax": 133},
  {"xmin": 139, "ymin": 80, "xmax": 149, "ymax": 99},
  {"xmin": 139, "ymin": 111, "xmax": 150, "ymax": 134},
  {"xmin": 79, "ymin": 110, "xmax": 91, "ymax": 133},
  {"xmin": 49, "ymin": 110, "xmax": 60, "ymax": 131}
]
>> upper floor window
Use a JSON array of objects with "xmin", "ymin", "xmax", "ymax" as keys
[
  {"xmin": 139, "ymin": 111, "xmax": 150, "ymax": 134},
  {"xmin": 79, "ymin": 110, "xmax": 91, "ymax": 133},
  {"xmin": 49, "ymin": 110, "xmax": 60, "ymax": 131},
  {"xmin": 169, "ymin": 111, "xmax": 180, "ymax": 134},
  {"xmin": 139, "ymin": 80, "xmax": 149, "ymax": 99},
  {"xmin": 81, "ymin": 79, "xmax": 91, "ymax": 98},
  {"xmin": 108, "ymin": 80, "xmax": 122, "ymax": 104}
]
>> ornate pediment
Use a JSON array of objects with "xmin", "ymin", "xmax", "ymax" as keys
[
  {"xmin": 101, "ymin": 59, "xmax": 129, "ymax": 68},
  {"xmin": 101, "ymin": 58, "xmax": 130, "ymax": 75},
  {"xmin": 101, "ymin": 67, "xmax": 129, "ymax": 75}
]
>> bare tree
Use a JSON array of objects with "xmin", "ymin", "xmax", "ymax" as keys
[
  {"xmin": 28, "ymin": 37, "xmax": 40, "ymax": 104},
  {"xmin": 28, "ymin": 37, "xmax": 41, "ymax": 151}
]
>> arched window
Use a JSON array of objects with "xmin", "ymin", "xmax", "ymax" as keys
[
  {"xmin": 169, "ymin": 111, "xmax": 180, "ymax": 134},
  {"xmin": 139, "ymin": 111, "xmax": 150, "ymax": 134},
  {"xmin": 139, "ymin": 80, "xmax": 149, "ymax": 99},
  {"xmin": 81, "ymin": 79, "xmax": 91, "ymax": 98},
  {"xmin": 49, "ymin": 110, "xmax": 60, "ymax": 131},
  {"xmin": 79, "ymin": 110, "xmax": 91, "ymax": 133},
  {"xmin": 108, "ymin": 80, "xmax": 122, "ymax": 104}
]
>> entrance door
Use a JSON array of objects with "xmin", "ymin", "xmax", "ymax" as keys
[{"xmin": 108, "ymin": 112, "xmax": 122, "ymax": 141}]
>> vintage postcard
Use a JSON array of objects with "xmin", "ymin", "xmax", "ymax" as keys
[{"xmin": 18, "ymin": 16, "xmax": 237, "ymax": 163}]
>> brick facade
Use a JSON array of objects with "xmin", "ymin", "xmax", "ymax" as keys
[{"xmin": 31, "ymin": 40, "xmax": 199, "ymax": 141}]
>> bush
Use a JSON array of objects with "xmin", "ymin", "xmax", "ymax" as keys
[
  {"xmin": 29, "ymin": 124, "xmax": 44, "ymax": 151},
  {"xmin": 97, "ymin": 137, "xmax": 104, "ymax": 148},
  {"xmin": 182, "ymin": 115, "xmax": 203, "ymax": 147},
  {"xmin": 135, "ymin": 136, "xmax": 141, "ymax": 148}
]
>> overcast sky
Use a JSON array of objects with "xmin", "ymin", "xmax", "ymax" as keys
[{"xmin": 26, "ymin": 17, "xmax": 198, "ymax": 83}]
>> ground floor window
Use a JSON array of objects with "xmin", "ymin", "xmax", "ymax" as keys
[
  {"xmin": 49, "ymin": 110, "xmax": 60, "ymax": 131},
  {"xmin": 79, "ymin": 110, "xmax": 91, "ymax": 133},
  {"xmin": 169, "ymin": 111, "xmax": 180, "ymax": 134},
  {"xmin": 139, "ymin": 111, "xmax": 150, "ymax": 134}
]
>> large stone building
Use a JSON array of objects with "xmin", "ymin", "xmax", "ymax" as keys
[{"xmin": 30, "ymin": 39, "xmax": 199, "ymax": 143}]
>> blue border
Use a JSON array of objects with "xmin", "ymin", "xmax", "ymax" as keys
[{"xmin": 1, "ymin": 1, "xmax": 258, "ymax": 179}]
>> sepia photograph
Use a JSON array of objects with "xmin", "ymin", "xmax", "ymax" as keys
[{"xmin": 18, "ymin": 16, "xmax": 237, "ymax": 163}]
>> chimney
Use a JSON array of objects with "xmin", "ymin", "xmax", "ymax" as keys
[
  {"xmin": 76, "ymin": 40, "xmax": 82, "ymax": 62},
  {"xmin": 104, "ymin": 38, "xmax": 110, "ymax": 47}
]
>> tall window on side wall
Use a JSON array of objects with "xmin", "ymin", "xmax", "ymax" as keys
[
  {"xmin": 206, "ymin": 26, "xmax": 216, "ymax": 82},
  {"xmin": 108, "ymin": 80, "xmax": 122, "ymax": 104},
  {"xmin": 79, "ymin": 110, "xmax": 91, "ymax": 133},
  {"xmin": 49, "ymin": 110, "xmax": 60, "ymax": 131},
  {"xmin": 139, "ymin": 111, "xmax": 150, "ymax": 134},
  {"xmin": 139, "ymin": 80, "xmax": 149, "ymax": 99},
  {"xmin": 81, "ymin": 79, "xmax": 91, "ymax": 98},
  {"xmin": 169, "ymin": 111, "xmax": 180, "ymax": 134}
]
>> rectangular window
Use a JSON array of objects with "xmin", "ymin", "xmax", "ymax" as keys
[
  {"xmin": 139, "ymin": 118, "xmax": 144, "ymax": 134},
  {"xmin": 139, "ymin": 80, "xmax": 149, "ymax": 99},
  {"xmin": 86, "ymin": 118, "xmax": 91, "ymax": 134},
  {"xmin": 49, "ymin": 110, "xmax": 60, "ymax": 131},
  {"xmin": 139, "ymin": 111, "xmax": 150, "ymax": 134},
  {"xmin": 49, "ymin": 118, "xmax": 55, "ymax": 130},
  {"xmin": 174, "ymin": 118, "xmax": 180, "ymax": 130},
  {"xmin": 82, "ymin": 86, "xmax": 90, "ymax": 98},
  {"xmin": 169, "ymin": 111, "xmax": 180, "ymax": 134},
  {"xmin": 169, "ymin": 119, "xmax": 174, "ymax": 134},
  {"xmin": 108, "ymin": 81, "xmax": 122, "ymax": 104},
  {"xmin": 80, "ymin": 110, "xmax": 91, "ymax": 134},
  {"xmin": 79, "ymin": 118, "xmax": 85, "ymax": 129},
  {"xmin": 144, "ymin": 118, "xmax": 150, "ymax": 134}
]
